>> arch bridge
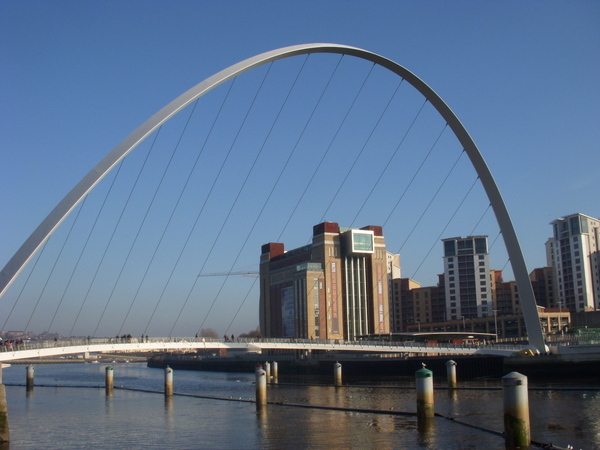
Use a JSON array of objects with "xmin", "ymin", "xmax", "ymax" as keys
[{"xmin": 0, "ymin": 44, "xmax": 545, "ymax": 353}]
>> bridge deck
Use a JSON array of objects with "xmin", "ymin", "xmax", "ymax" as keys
[{"xmin": 0, "ymin": 337, "xmax": 525, "ymax": 361}]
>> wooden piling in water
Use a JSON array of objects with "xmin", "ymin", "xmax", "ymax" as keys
[
  {"xmin": 334, "ymin": 362, "xmax": 342, "ymax": 387},
  {"xmin": 415, "ymin": 366, "xmax": 434, "ymax": 423},
  {"xmin": 26, "ymin": 364, "xmax": 34, "ymax": 391},
  {"xmin": 446, "ymin": 360, "xmax": 457, "ymax": 389},
  {"xmin": 164, "ymin": 366, "xmax": 173, "ymax": 397},
  {"xmin": 0, "ymin": 365, "xmax": 9, "ymax": 443},
  {"xmin": 502, "ymin": 371, "xmax": 530, "ymax": 448},
  {"xmin": 255, "ymin": 364, "xmax": 267, "ymax": 408},
  {"xmin": 105, "ymin": 366, "xmax": 114, "ymax": 396}
]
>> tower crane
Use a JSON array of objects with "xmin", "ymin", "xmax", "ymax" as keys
[{"xmin": 197, "ymin": 271, "xmax": 259, "ymax": 278}]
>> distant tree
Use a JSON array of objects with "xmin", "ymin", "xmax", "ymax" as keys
[
  {"xmin": 238, "ymin": 327, "xmax": 260, "ymax": 338},
  {"xmin": 200, "ymin": 328, "xmax": 219, "ymax": 338}
]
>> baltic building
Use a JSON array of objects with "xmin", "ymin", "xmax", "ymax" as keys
[{"xmin": 259, "ymin": 222, "xmax": 391, "ymax": 340}]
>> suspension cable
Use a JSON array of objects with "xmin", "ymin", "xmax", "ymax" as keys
[
  {"xmin": 276, "ymin": 62, "xmax": 379, "ymax": 243},
  {"xmin": 349, "ymin": 98, "xmax": 427, "ymax": 228},
  {"xmin": 397, "ymin": 150, "xmax": 466, "ymax": 254},
  {"xmin": 410, "ymin": 177, "xmax": 479, "ymax": 280},
  {"xmin": 147, "ymin": 61, "xmax": 282, "ymax": 335},
  {"xmin": 469, "ymin": 204, "xmax": 492, "ymax": 236},
  {"xmin": 382, "ymin": 123, "xmax": 448, "ymax": 228},
  {"xmin": 48, "ymin": 158, "xmax": 127, "ymax": 332},
  {"xmin": 92, "ymin": 99, "xmax": 202, "ymax": 337},
  {"xmin": 68, "ymin": 127, "xmax": 162, "ymax": 336},
  {"xmin": 24, "ymin": 196, "xmax": 87, "ymax": 332},
  {"xmin": 189, "ymin": 56, "xmax": 346, "ymax": 334},
  {"xmin": 1, "ymin": 238, "xmax": 49, "ymax": 333},
  {"xmin": 139, "ymin": 75, "xmax": 244, "ymax": 335}
]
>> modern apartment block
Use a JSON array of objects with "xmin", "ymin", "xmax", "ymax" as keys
[
  {"xmin": 547, "ymin": 213, "xmax": 600, "ymax": 312},
  {"xmin": 259, "ymin": 222, "xmax": 392, "ymax": 340},
  {"xmin": 529, "ymin": 266, "xmax": 556, "ymax": 309},
  {"xmin": 390, "ymin": 275, "xmax": 445, "ymax": 332},
  {"xmin": 442, "ymin": 236, "xmax": 491, "ymax": 320}
]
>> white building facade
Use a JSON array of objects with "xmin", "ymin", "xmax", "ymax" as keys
[
  {"xmin": 442, "ymin": 236, "xmax": 491, "ymax": 320},
  {"xmin": 547, "ymin": 213, "xmax": 600, "ymax": 312}
]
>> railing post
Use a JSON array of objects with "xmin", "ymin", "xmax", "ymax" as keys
[{"xmin": 105, "ymin": 366, "xmax": 114, "ymax": 396}]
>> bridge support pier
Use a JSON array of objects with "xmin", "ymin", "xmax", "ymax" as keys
[
  {"xmin": 0, "ymin": 364, "xmax": 10, "ymax": 443},
  {"xmin": 105, "ymin": 366, "xmax": 114, "ymax": 396},
  {"xmin": 164, "ymin": 366, "xmax": 173, "ymax": 397},
  {"xmin": 26, "ymin": 364, "xmax": 34, "ymax": 391},
  {"xmin": 334, "ymin": 362, "xmax": 342, "ymax": 387},
  {"xmin": 255, "ymin": 364, "xmax": 267, "ymax": 408},
  {"xmin": 502, "ymin": 372, "xmax": 530, "ymax": 448},
  {"xmin": 446, "ymin": 360, "xmax": 457, "ymax": 390}
]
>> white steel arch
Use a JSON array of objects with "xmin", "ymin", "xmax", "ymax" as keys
[{"xmin": 0, "ymin": 43, "xmax": 546, "ymax": 352}]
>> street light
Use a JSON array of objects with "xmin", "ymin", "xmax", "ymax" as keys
[
  {"xmin": 493, "ymin": 309, "xmax": 498, "ymax": 341},
  {"xmin": 461, "ymin": 316, "xmax": 466, "ymax": 332}
]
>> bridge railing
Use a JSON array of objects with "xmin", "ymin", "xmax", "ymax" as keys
[{"xmin": 0, "ymin": 336, "xmax": 527, "ymax": 353}]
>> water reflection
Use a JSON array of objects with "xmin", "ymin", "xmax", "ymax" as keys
[{"xmin": 1, "ymin": 364, "xmax": 598, "ymax": 449}]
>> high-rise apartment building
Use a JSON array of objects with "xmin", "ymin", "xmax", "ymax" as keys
[
  {"xmin": 442, "ymin": 236, "xmax": 491, "ymax": 320},
  {"xmin": 547, "ymin": 213, "xmax": 600, "ymax": 312},
  {"xmin": 259, "ymin": 222, "xmax": 391, "ymax": 340},
  {"xmin": 529, "ymin": 267, "xmax": 556, "ymax": 309}
]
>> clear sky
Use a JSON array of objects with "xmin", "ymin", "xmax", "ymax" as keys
[{"xmin": 1, "ymin": 1, "xmax": 598, "ymax": 336}]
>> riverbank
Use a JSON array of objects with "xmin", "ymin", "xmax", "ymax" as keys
[{"xmin": 148, "ymin": 352, "xmax": 600, "ymax": 381}]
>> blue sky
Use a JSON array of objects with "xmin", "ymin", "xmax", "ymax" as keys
[{"xmin": 1, "ymin": 1, "xmax": 598, "ymax": 336}]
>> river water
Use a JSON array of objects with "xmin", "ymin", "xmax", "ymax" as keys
[{"xmin": 2, "ymin": 363, "xmax": 599, "ymax": 449}]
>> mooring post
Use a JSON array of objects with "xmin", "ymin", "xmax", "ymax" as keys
[
  {"xmin": 334, "ymin": 362, "xmax": 342, "ymax": 387},
  {"xmin": 164, "ymin": 366, "xmax": 173, "ymax": 397},
  {"xmin": 415, "ymin": 366, "xmax": 434, "ymax": 422},
  {"xmin": 264, "ymin": 361, "xmax": 271, "ymax": 381},
  {"xmin": 271, "ymin": 361, "xmax": 278, "ymax": 378},
  {"xmin": 26, "ymin": 364, "xmax": 34, "ymax": 391},
  {"xmin": 502, "ymin": 372, "xmax": 530, "ymax": 448},
  {"xmin": 105, "ymin": 366, "xmax": 114, "ymax": 396},
  {"xmin": 255, "ymin": 364, "xmax": 267, "ymax": 408},
  {"xmin": 446, "ymin": 360, "xmax": 457, "ymax": 389},
  {"xmin": 0, "ymin": 364, "xmax": 10, "ymax": 443}
]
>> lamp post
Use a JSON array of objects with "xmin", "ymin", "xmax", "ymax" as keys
[
  {"xmin": 417, "ymin": 320, "xmax": 421, "ymax": 332},
  {"xmin": 461, "ymin": 316, "xmax": 465, "ymax": 332},
  {"xmin": 493, "ymin": 309, "xmax": 498, "ymax": 341}
]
